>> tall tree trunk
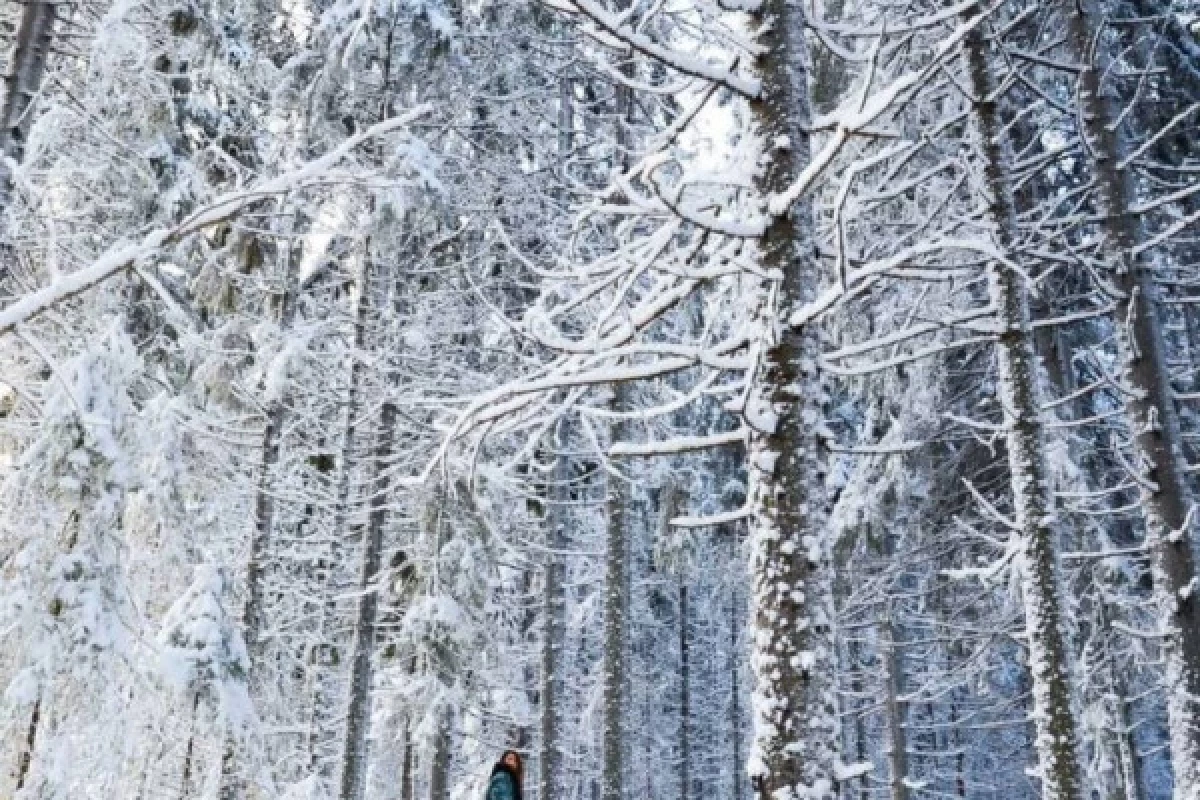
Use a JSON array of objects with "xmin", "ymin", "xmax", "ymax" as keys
[
  {"xmin": 0, "ymin": 0, "xmax": 56, "ymax": 205},
  {"xmin": 731, "ymin": 581, "xmax": 743, "ymax": 800},
  {"xmin": 540, "ymin": 419, "xmax": 568, "ymax": 800},
  {"xmin": 679, "ymin": 582, "xmax": 691, "ymax": 800},
  {"xmin": 844, "ymin": 637, "xmax": 869, "ymax": 800},
  {"xmin": 602, "ymin": 66, "xmax": 636, "ymax": 800},
  {"xmin": 338, "ymin": 401, "xmax": 398, "ymax": 800},
  {"xmin": 961, "ymin": 22, "xmax": 1083, "ymax": 800},
  {"xmin": 180, "ymin": 691, "xmax": 201, "ymax": 800},
  {"xmin": 219, "ymin": 217, "xmax": 302, "ymax": 799},
  {"xmin": 1096, "ymin": 600, "xmax": 1144, "ymax": 800},
  {"xmin": 883, "ymin": 606, "xmax": 909, "ymax": 800},
  {"xmin": 430, "ymin": 714, "xmax": 450, "ymax": 800},
  {"xmin": 1059, "ymin": 0, "xmax": 1200, "ymax": 790},
  {"xmin": 746, "ymin": 0, "xmax": 839, "ymax": 794},
  {"xmin": 951, "ymin": 701, "xmax": 966, "ymax": 798},
  {"xmin": 307, "ymin": 244, "xmax": 374, "ymax": 777},
  {"xmin": 603, "ymin": 385, "xmax": 629, "ymax": 800},
  {"xmin": 402, "ymin": 717, "xmax": 415, "ymax": 800}
]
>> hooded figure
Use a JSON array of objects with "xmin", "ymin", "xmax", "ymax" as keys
[{"xmin": 486, "ymin": 750, "xmax": 523, "ymax": 800}]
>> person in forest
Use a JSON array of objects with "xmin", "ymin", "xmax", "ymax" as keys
[{"xmin": 485, "ymin": 750, "xmax": 524, "ymax": 800}]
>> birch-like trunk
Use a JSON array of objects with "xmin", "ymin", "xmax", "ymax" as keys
[
  {"xmin": 745, "ymin": 0, "xmax": 839, "ymax": 794},
  {"xmin": 1058, "ymin": 0, "xmax": 1200, "ymax": 791},
  {"xmin": 338, "ymin": 401, "xmax": 398, "ymax": 800},
  {"xmin": 961, "ymin": 23, "xmax": 1083, "ymax": 800},
  {"xmin": 0, "ymin": 0, "xmax": 56, "ymax": 204}
]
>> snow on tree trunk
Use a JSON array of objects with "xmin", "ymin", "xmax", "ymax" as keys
[
  {"xmin": 220, "ymin": 216, "xmax": 303, "ymax": 799},
  {"xmin": 962, "ymin": 23, "xmax": 1083, "ymax": 800},
  {"xmin": 338, "ymin": 401, "xmax": 398, "ymax": 800},
  {"xmin": 306, "ymin": 240, "xmax": 373, "ymax": 780},
  {"xmin": 1059, "ymin": 0, "xmax": 1200, "ymax": 792},
  {"xmin": 603, "ymin": 388, "xmax": 629, "ymax": 800},
  {"xmin": 540, "ymin": 419, "xmax": 568, "ymax": 800},
  {"xmin": 0, "ymin": 0, "xmax": 56, "ymax": 204},
  {"xmin": 882, "ymin": 607, "xmax": 908, "ymax": 800},
  {"xmin": 744, "ymin": 0, "xmax": 840, "ymax": 794},
  {"xmin": 680, "ymin": 582, "xmax": 691, "ymax": 800},
  {"xmin": 13, "ymin": 694, "xmax": 40, "ymax": 791},
  {"xmin": 731, "ymin": 580, "xmax": 744, "ymax": 800},
  {"xmin": 430, "ymin": 712, "xmax": 450, "ymax": 800}
]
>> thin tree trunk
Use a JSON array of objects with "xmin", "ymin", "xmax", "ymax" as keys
[
  {"xmin": 14, "ymin": 514, "xmax": 77, "ymax": 793},
  {"xmin": 883, "ymin": 607, "xmax": 909, "ymax": 800},
  {"xmin": 430, "ymin": 714, "xmax": 450, "ymax": 800},
  {"xmin": 540, "ymin": 418, "xmax": 568, "ymax": 800},
  {"xmin": 0, "ymin": 0, "xmax": 56, "ymax": 204},
  {"xmin": 603, "ymin": 385, "xmax": 630, "ymax": 800},
  {"xmin": 219, "ymin": 218, "xmax": 302, "ymax": 799},
  {"xmin": 961, "ymin": 22, "xmax": 1083, "ymax": 800},
  {"xmin": 731, "ymin": 582, "xmax": 743, "ymax": 800},
  {"xmin": 338, "ymin": 401, "xmax": 398, "ymax": 800},
  {"xmin": 845, "ymin": 637, "xmax": 868, "ymax": 800},
  {"xmin": 13, "ymin": 693, "xmax": 40, "ymax": 791},
  {"xmin": 1097, "ymin": 601, "xmax": 1144, "ymax": 800},
  {"xmin": 680, "ymin": 582, "xmax": 690, "ymax": 800},
  {"xmin": 951, "ymin": 702, "xmax": 966, "ymax": 798},
  {"xmin": 180, "ymin": 691, "xmax": 201, "ymax": 800},
  {"xmin": 602, "ymin": 68, "xmax": 635, "ymax": 800},
  {"xmin": 402, "ymin": 717, "xmax": 415, "ymax": 800},
  {"xmin": 307, "ymin": 244, "xmax": 374, "ymax": 777},
  {"xmin": 745, "ymin": 0, "xmax": 839, "ymax": 793},
  {"xmin": 1059, "ymin": 0, "xmax": 1200, "ymax": 790}
]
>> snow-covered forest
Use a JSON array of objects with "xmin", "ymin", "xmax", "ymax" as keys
[{"xmin": 0, "ymin": 0, "xmax": 1197, "ymax": 798}]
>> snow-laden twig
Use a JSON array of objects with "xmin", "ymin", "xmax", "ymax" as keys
[
  {"xmin": 610, "ymin": 428, "xmax": 746, "ymax": 457},
  {"xmin": 0, "ymin": 106, "xmax": 431, "ymax": 337},
  {"xmin": 768, "ymin": 11, "xmax": 987, "ymax": 217}
]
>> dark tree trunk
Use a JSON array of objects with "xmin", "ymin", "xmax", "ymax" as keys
[{"xmin": 338, "ymin": 401, "xmax": 398, "ymax": 800}]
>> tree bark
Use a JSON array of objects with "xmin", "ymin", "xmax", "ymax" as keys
[
  {"xmin": 1058, "ymin": 0, "xmax": 1200, "ymax": 791},
  {"xmin": 962, "ymin": 22, "xmax": 1084, "ymax": 800},
  {"xmin": 13, "ymin": 693, "xmax": 40, "ymax": 791},
  {"xmin": 603, "ymin": 387, "xmax": 629, "ymax": 800},
  {"xmin": 540, "ymin": 419, "xmax": 568, "ymax": 800},
  {"xmin": 430, "ymin": 713, "xmax": 450, "ymax": 800},
  {"xmin": 746, "ymin": 0, "xmax": 839, "ymax": 794},
  {"xmin": 180, "ymin": 691, "xmax": 201, "ymax": 800},
  {"xmin": 402, "ymin": 717, "xmax": 415, "ymax": 800},
  {"xmin": 1097, "ymin": 601, "xmax": 1144, "ymax": 800},
  {"xmin": 0, "ymin": 0, "xmax": 57, "ymax": 205},
  {"xmin": 731, "ymin": 581, "xmax": 743, "ymax": 800},
  {"xmin": 306, "ymin": 243, "xmax": 374, "ymax": 778},
  {"xmin": 882, "ymin": 607, "xmax": 909, "ymax": 800},
  {"xmin": 219, "ymin": 217, "xmax": 303, "ymax": 800},
  {"xmin": 338, "ymin": 401, "xmax": 398, "ymax": 800},
  {"xmin": 679, "ymin": 582, "xmax": 691, "ymax": 800}
]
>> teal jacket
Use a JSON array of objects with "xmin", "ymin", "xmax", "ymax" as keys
[{"xmin": 486, "ymin": 768, "xmax": 520, "ymax": 800}]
